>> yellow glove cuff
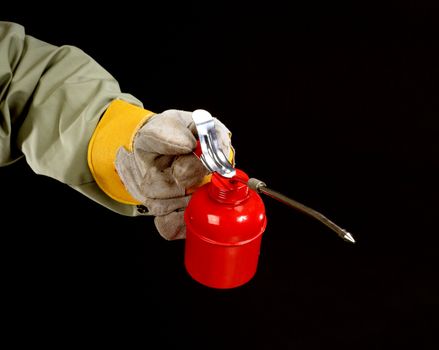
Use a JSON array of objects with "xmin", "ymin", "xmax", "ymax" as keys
[{"xmin": 88, "ymin": 99, "xmax": 154, "ymax": 205}]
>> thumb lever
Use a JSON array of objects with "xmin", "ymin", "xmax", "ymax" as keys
[{"xmin": 192, "ymin": 109, "xmax": 235, "ymax": 178}]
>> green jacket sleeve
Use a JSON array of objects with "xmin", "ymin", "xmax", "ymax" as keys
[{"xmin": 0, "ymin": 21, "xmax": 145, "ymax": 216}]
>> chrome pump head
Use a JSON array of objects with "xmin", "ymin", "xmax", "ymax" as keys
[{"xmin": 192, "ymin": 109, "xmax": 236, "ymax": 178}]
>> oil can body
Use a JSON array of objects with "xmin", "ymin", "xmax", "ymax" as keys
[{"xmin": 184, "ymin": 170, "xmax": 267, "ymax": 289}]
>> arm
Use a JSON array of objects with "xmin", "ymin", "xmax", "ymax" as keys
[
  {"xmin": 0, "ymin": 21, "xmax": 235, "ymax": 239},
  {"xmin": 0, "ymin": 21, "xmax": 144, "ymax": 215}
]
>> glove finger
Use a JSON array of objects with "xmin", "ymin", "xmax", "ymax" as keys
[
  {"xmin": 133, "ymin": 150, "xmax": 174, "ymax": 176},
  {"xmin": 117, "ymin": 148, "xmax": 185, "ymax": 199},
  {"xmin": 143, "ymin": 195, "xmax": 190, "ymax": 216},
  {"xmin": 154, "ymin": 211, "xmax": 186, "ymax": 240},
  {"xmin": 131, "ymin": 150, "xmax": 186, "ymax": 198},
  {"xmin": 115, "ymin": 147, "xmax": 147, "ymax": 203},
  {"xmin": 141, "ymin": 168, "xmax": 185, "ymax": 198},
  {"xmin": 172, "ymin": 154, "xmax": 209, "ymax": 189},
  {"xmin": 134, "ymin": 110, "xmax": 197, "ymax": 155}
]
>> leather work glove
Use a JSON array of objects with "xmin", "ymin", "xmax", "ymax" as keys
[{"xmin": 115, "ymin": 109, "xmax": 233, "ymax": 240}]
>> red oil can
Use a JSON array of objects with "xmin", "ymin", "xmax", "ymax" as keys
[{"xmin": 184, "ymin": 169, "xmax": 267, "ymax": 289}]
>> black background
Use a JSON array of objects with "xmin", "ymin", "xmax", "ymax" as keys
[{"xmin": 1, "ymin": 3, "xmax": 438, "ymax": 348}]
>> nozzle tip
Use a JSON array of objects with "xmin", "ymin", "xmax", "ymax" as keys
[{"xmin": 343, "ymin": 231, "xmax": 356, "ymax": 244}]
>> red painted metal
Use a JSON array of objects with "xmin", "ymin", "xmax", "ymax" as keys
[{"xmin": 184, "ymin": 169, "xmax": 267, "ymax": 289}]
